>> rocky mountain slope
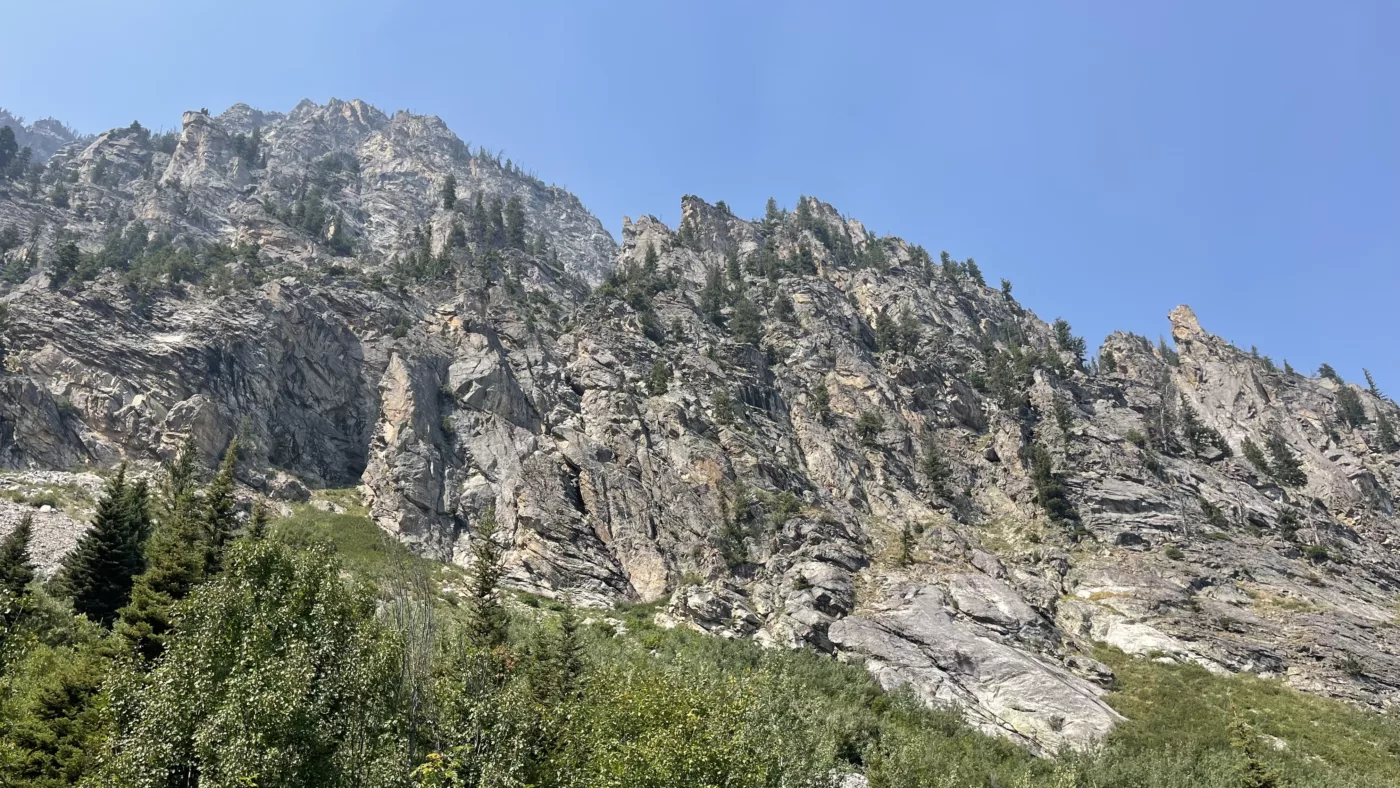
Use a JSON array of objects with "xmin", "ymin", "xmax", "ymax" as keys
[{"xmin": 2, "ymin": 99, "xmax": 1398, "ymax": 753}]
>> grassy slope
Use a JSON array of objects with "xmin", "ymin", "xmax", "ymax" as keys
[{"xmin": 283, "ymin": 491, "xmax": 1400, "ymax": 787}]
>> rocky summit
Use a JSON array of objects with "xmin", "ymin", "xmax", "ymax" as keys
[{"xmin": 2, "ymin": 98, "xmax": 1398, "ymax": 753}]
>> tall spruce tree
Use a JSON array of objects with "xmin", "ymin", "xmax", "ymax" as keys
[
  {"xmin": 0, "ymin": 513, "xmax": 36, "ymax": 602},
  {"xmin": 118, "ymin": 439, "xmax": 210, "ymax": 661},
  {"xmin": 1265, "ymin": 429, "xmax": 1307, "ymax": 487},
  {"xmin": 202, "ymin": 438, "xmax": 240, "ymax": 575},
  {"xmin": 57, "ymin": 466, "xmax": 152, "ymax": 626},
  {"xmin": 441, "ymin": 173, "xmax": 457, "ymax": 209},
  {"xmin": 465, "ymin": 507, "xmax": 508, "ymax": 650}
]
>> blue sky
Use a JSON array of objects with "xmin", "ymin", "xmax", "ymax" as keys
[{"xmin": 4, "ymin": 1, "xmax": 1396, "ymax": 389}]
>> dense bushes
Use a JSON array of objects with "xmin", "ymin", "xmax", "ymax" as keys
[{"xmin": 3, "ymin": 494, "xmax": 1400, "ymax": 787}]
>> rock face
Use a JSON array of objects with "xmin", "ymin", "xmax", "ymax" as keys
[
  {"xmin": 0, "ymin": 108, "xmax": 88, "ymax": 163},
  {"xmin": 4, "ymin": 103, "xmax": 1400, "ymax": 753}
]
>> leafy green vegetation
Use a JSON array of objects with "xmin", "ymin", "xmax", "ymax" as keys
[{"xmin": 2, "ymin": 486, "xmax": 1399, "ymax": 786}]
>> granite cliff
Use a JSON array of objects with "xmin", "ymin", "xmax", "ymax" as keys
[{"xmin": 2, "ymin": 99, "xmax": 1397, "ymax": 753}]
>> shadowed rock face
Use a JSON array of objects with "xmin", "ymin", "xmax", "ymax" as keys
[{"xmin": 3, "ymin": 105, "xmax": 1400, "ymax": 752}]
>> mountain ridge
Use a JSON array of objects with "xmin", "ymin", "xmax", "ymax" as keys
[{"xmin": 2, "ymin": 98, "xmax": 1398, "ymax": 753}]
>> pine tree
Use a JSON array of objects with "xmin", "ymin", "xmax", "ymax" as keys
[
  {"xmin": 897, "ymin": 305, "xmax": 921, "ymax": 352},
  {"xmin": 1230, "ymin": 714, "xmax": 1280, "ymax": 788},
  {"xmin": 441, "ymin": 173, "xmax": 457, "ymax": 209},
  {"xmin": 874, "ymin": 310, "xmax": 900, "ymax": 354},
  {"xmin": 465, "ymin": 507, "xmax": 508, "ymax": 650},
  {"xmin": 1363, "ymin": 368, "xmax": 1386, "ymax": 401},
  {"xmin": 773, "ymin": 290, "xmax": 795, "ymax": 322},
  {"xmin": 763, "ymin": 197, "xmax": 781, "ymax": 226},
  {"xmin": 730, "ymin": 296, "xmax": 761, "ymax": 346},
  {"xmin": 1242, "ymin": 438, "xmax": 1271, "ymax": 476},
  {"xmin": 504, "ymin": 196, "xmax": 527, "ymax": 249},
  {"xmin": 1029, "ymin": 442, "xmax": 1081, "ymax": 531},
  {"xmin": 1283, "ymin": 359, "xmax": 1295, "ymax": 375},
  {"xmin": 117, "ymin": 440, "xmax": 210, "ymax": 661},
  {"xmin": 811, "ymin": 382, "xmax": 830, "ymax": 424},
  {"xmin": 555, "ymin": 595, "xmax": 584, "ymax": 695},
  {"xmin": 896, "ymin": 524, "xmax": 915, "ymax": 567},
  {"xmin": 1336, "ymin": 386, "xmax": 1368, "ymax": 429},
  {"xmin": 964, "ymin": 258, "xmax": 986, "ymax": 287},
  {"xmin": 1374, "ymin": 410, "xmax": 1398, "ymax": 453},
  {"xmin": 725, "ymin": 249, "xmax": 743, "ymax": 288},
  {"xmin": 1158, "ymin": 336, "xmax": 1180, "ymax": 366},
  {"xmin": 1053, "ymin": 319, "xmax": 1086, "ymax": 369},
  {"xmin": 1317, "ymin": 363, "xmax": 1340, "ymax": 381},
  {"xmin": 646, "ymin": 359, "xmax": 669, "ymax": 396},
  {"xmin": 699, "ymin": 265, "xmax": 728, "ymax": 326},
  {"xmin": 203, "ymin": 438, "xmax": 240, "ymax": 575},
  {"xmin": 856, "ymin": 411, "xmax": 884, "ymax": 447},
  {"xmin": 712, "ymin": 388, "xmax": 736, "ymax": 425},
  {"xmin": 0, "ymin": 513, "xmax": 36, "ymax": 602},
  {"xmin": 57, "ymin": 466, "xmax": 151, "ymax": 626},
  {"xmin": 1265, "ymin": 429, "xmax": 1307, "ymax": 487},
  {"xmin": 247, "ymin": 502, "xmax": 269, "ymax": 540},
  {"xmin": 1000, "ymin": 278, "xmax": 1013, "ymax": 300},
  {"xmin": 1100, "ymin": 349, "xmax": 1118, "ymax": 374},
  {"xmin": 921, "ymin": 440, "xmax": 951, "ymax": 497}
]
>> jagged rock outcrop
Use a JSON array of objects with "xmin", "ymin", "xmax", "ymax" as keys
[
  {"xmin": 0, "ymin": 109, "xmax": 88, "ymax": 163},
  {"xmin": 3, "ymin": 101, "xmax": 1400, "ymax": 752}
]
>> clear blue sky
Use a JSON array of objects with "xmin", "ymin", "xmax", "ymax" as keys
[{"xmin": 4, "ymin": 1, "xmax": 1396, "ymax": 390}]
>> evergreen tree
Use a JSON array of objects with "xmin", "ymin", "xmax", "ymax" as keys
[
  {"xmin": 1052, "ymin": 318, "xmax": 1086, "ymax": 369},
  {"xmin": 1158, "ymin": 336, "xmax": 1180, "ymax": 366},
  {"xmin": 1363, "ymin": 368, "xmax": 1386, "ymax": 401},
  {"xmin": 810, "ymin": 382, "xmax": 830, "ymax": 423},
  {"xmin": 202, "ymin": 438, "xmax": 240, "ymax": 575},
  {"xmin": 247, "ymin": 502, "xmax": 269, "ymax": 540},
  {"xmin": 874, "ymin": 310, "xmax": 901, "ymax": 354},
  {"xmin": 1029, "ymin": 442, "xmax": 1081, "ymax": 531},
  {"xmin": 57, "ymin": 466, "xmax": 151, "ymax": 626},
  {"xmin": 897, "ymin": 305, "xmax": 921, "ymax": 352},
  {"xmin": 1000, "ymin": 278, "xmax": 1013, "ymax": 300},
  {"xmin": 1230, "ymin": 714, "xmax": 1281, "ymax": 788},
  {"xmin": 0, "ymin": 513, "xmax": 36, "ymax": 603},
  {"xmin": 1100, "ymin": 348, "xmax": 1118, "ymax": 374},
  {"xmin": 1336, "ymin": 386, "xmax": 1368, "ymax": 429},
  {"xmin": 773, "ymin": 290, "xmax": 795, "ymax": 322},
  {"xmin": 712, "ymin": 388, "xmax": 736, "ymax": 425},
  {"xmin": 964, "ymin": 258, "xmax": 986, "ymax": 287},
  {"xmin": 1053, "ymin": 398, "xmax": 1075, "ymax": 442},
  {"xmin": 699, "ymin": 265, "xmax": 728, "ymax": 325},
  {"xmin": 1265, "ymin": 429, "xmax": 1307, "ymax": 487},
  {"xmin": 856, "ymin": 411, "xmax": 884, "ymax": 447},
  {"xmin": 1376, "ymin": 411, "xmax": 1399, "ymax": 453},
  {"xmin": 725, "ymin": 249, "xmax": 743, "ymax": 288},
  {"xmin": 647, "ymin": 359, "xmax": 669, "ymax": 396},
  {"xmin": 441, "ymin": 173, "xmax": 457, "ymax": 209},
  {"xmin": 921, "ymin": 440, "xmax": 951, "ymax": 497},
  {"xmin": 1180, "ymin": 396, "xmax": 1232, "ymax": 457},
  {"xmin": 1284, "ymin": 359, "xmax": 1295, "ymax": 375},
  {"xmin": 50, "ymin": 240, "xmax": 81, "ymax": 287},
  {"xmin": 730, "ymin": 296, "xmax": 761, "ymax": 346},
  {"xmin": 896, "ymin": 524, "xmax": 915, "ymax": 567},
  {"xmin": 504, "ymin": 196, "xmax": 527, "ymax": 249},
  {"xmin": 469, "ymin": 191, "xmax": 490, "ymax": 242},
  {"xmin": 1242, "ymin": 437, "xmax": 1271, "ymax": 476},
  {"xmin": 0, "ymin": 126, "xmax": 17, "ymax": 175},
  {"xmin": 489, "ymin": 195, "xmax": 506, "ymax": 247},
  {"xmin": 1317, "ymin": 363, "xmax": 1340, "ymax": 381},
  {"xmin": 763, "ymin": 197, "xmax": 781, "ymax": 226},
  {"xmin": 465, "ymin": 507, "xmax": 508, "ymax": 650},
  {"xmin": 117, "ymin": 439, "xmax": 209, "ymax": 661}
]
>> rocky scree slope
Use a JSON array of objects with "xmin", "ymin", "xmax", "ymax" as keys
[{"xmin": 2, "ymin": 101, "xmax": 1400, "ymax": 754}]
